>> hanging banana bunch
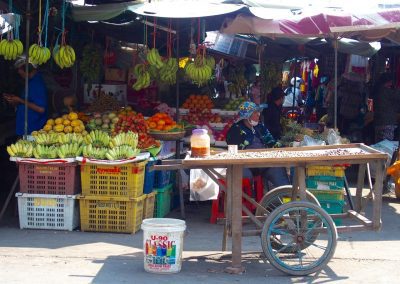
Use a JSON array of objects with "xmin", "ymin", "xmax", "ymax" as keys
[
  {"xmin": 132, "ymin": 63, "xmax": 151, "ymax": 91},
  {"xmin": 0, "ymin": 13, "xmax": 23, "ymax": 61},
  {"xmin": 185, "ymin": 53, "xmax": 215, "ymax": 87}
]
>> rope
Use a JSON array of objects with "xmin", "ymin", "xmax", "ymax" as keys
[
  {"xmin": 8, "ymin": 0, "xmax": 12, "ymax": 13},
  {"xmin": 43, "ymin": 0, "xmax": 50, "ymax": 47},
  {"xmin": 153, "ymin": 17, "xmax": 157, "ymax": 49},
  {"xmin": 61, "ymin": 0, "xmax": 66, "ymax": 32}
]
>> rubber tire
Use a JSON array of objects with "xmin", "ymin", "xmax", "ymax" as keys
[{"xmin": 261, "ymin": 201, "xmax": 338, "ymax": 276}]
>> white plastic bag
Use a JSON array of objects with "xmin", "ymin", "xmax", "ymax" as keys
[
  {"xmin": 300, "ymin": 135, "xmax": 325, "ymax": 147},
  {"xmin": 189, "ymin": 168, "xmax": 226, "ymax": 201},
  {"xmin": 327, "ymin": 128, "xmax": 342, "ymax": 145}
]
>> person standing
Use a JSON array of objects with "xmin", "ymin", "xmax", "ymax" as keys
[
  {"xmin": 263, "ymin": 86, "xmax": 285, "ymax": 140},
  {"xmin": 374, "ymin": 73, "xmax": 400, "ymax": 141},
  {"xmin": 3, "ymin": 56, "xmax": 48, "ymax": 136}
]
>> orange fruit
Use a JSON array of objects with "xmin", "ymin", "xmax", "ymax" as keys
[
  {"xmin": 156, "ymin": 125, "xmax": 163, "ymax": 131},
  {"xmin": 157, "ymin": 119, "xmax": 166, "ymax": 126},
  {"xmin": 149, "ymin": 122, "xmax": 157, "ymax": 129}
]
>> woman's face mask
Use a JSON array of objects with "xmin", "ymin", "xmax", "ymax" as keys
[{"xmin": 248, "ymin": 119, "xmax": 258, "ymax": 126}]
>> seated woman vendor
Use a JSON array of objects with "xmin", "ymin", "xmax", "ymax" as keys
[{"xmin": 226, "ymin": 101, "xmax": 290, "ymax": 189}]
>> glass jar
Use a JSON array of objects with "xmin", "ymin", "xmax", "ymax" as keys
[{"xmin": 190, "ymin": 129, "xmax": 210, "ymax": 158}]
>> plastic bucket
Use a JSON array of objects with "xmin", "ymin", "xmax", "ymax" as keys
[{"xmin": 141, "ymin": 218, "xmax": 186, "ymax": 274}]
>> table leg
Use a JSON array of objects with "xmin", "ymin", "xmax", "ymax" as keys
[
  {"xmin": 225, "ymin": 165, "xmax": 245, "ymax": 274},
  {"xmin": 292, "ymin": 167, "xmax": 300, "ymax": 200},
  {"xmin": 296, "ymin": 166, "xmax": 307, "ymax": 201},
  {"xmin": 372, "ymin": 160, "xmax": 385, "ymax": 230},
  {"xmin": 356, "ymin": 164, "xmax": 366, "ymax": 212}
]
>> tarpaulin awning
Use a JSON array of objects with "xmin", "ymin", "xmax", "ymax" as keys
[
  {"xmin": 70, "ymin": 0, "xmax": 245, "ymax": 22},
  {"xmin": 221, "ymin": 7, "xmax": 400, "ymax": 41}
]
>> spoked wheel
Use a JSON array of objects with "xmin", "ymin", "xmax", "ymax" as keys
[
  {"xmin": 256, "ymin": 186, "xmax": 321, "ymax": 253},
  {"xmin": 261, "ymin": 201, "xmax": 337, "ymax": 276}
]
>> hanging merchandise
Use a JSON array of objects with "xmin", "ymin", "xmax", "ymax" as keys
[
  {"xmin": 259, "ymin": 60, "xmax": 282, "ymax": 101},
  {"xmin": 185, "ymin": 18, "xmax": 215, "ymax": 87},
  {"xmin": 158, "ymin": 20, "xmax": 178, "ymax": 85},
  {"xmin": 52, "ymin": 0, "xmax": 76, "ymax": 69},
  {"xmin": 29, "ymin": 0, "xmax": 51, "ymax": 65},
  {"xmin": 0, "ymin": 1, "xmax": 23, "ymax": 60},
  {"xmin": 80, "ymin": 43, "xmax": 102, "ymax": 85}
]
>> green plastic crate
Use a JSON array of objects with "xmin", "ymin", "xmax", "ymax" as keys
[
  {"xmin": 306, "ymin": 176, "xmax": 345, "ymax": 190},
  {"xmin": 154, "ymin": 184, "xmax": 172, "ymax": 218},
  {"xmin": 319, "ymin": 200, "xmax": 345, "ymax": 226},
  {"xmin": 309, "ymin": 189, "xmax": 345, "ymax": 201}
]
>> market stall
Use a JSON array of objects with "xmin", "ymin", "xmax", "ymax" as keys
[{"xmin": 156, "ymin": 143, "xmax": 387, "ymax": 275}]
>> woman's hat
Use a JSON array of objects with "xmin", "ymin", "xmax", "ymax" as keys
[
  {"xmin": 14, "ymin": 55, "xmax": 38, "ymax": 69},
  {"xmin": 238, "ymin": 101, "xmax": 266, "ymax": 119}
]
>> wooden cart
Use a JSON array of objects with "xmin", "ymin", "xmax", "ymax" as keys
[{"xmin": 156, "ymin": 144, "xmax": 387, "ymax": 276}]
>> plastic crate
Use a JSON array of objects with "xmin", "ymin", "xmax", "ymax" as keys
[
  {"xmin": 143, "ymin": 191, "xmax": 156, "ymax": 219},
  {"xmin": 319, "ymin": 200, "xmax": 345, "ymax": 226},
  {"xmin": 80, "ymin": 160, "xmax": 146, "ymax": 198},
  {"xmin": 307, "ymin": 166, "xmax": 346, "ymax": 177},
  {"xmin": 306, "ymin": 176, "xmax": 345, "ymax": 190},
  {"xmin": 154, "ymin": 168, "xmax": 171, "ymax": 188},
  {"xmin": 18, "ymin": 162, "xmax": 80, "ymax": 195},
  {"xmin": 309, "ymin": 189, "xmax": 345, "ymax": 201},
  {"xmin": 78, "ymin": 194, "xmax": 146, "ymax": 234},
  {"xmin": 16, "ymin": 193, "xmax": 79, "ymax": 231},
  {"xmin": 154, "ymin": 184, "xmax": 172, "ymax": 218},
  {"xmin": 143, "ymin": 159, "xmax": 157, "ymax": 194}
]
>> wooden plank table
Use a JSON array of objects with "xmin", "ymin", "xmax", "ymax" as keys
[{"xmin": 157, "ymin": 143, "xmax": 388, "ymax": 274}]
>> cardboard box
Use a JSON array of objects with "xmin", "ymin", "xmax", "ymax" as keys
[
  {"xmin": 83, "ymin": 84, "xmax": 127, "ymax": 105},
  {"xmin": 105, "ymin": 68, "xmax": 127, "ymax": 82}
]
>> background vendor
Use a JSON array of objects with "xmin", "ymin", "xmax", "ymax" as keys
[
  {"xmin": 3, "ymin": 56, "xmax": 48, "ymax": 136},
  {"xmin": 226, "ymin": 101, "xmax": 290, "ymax": 189},
  {"xmin": 263, "ymin": 86, "xmax": 285, "ymax": 140}
]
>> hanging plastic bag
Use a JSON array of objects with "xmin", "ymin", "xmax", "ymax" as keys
[{"xmin": 189, "ymin": 168, "xmax": 225, "ymax": 201}]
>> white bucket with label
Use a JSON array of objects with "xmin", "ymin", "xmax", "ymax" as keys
[{"xmin": 141, "ymin": 218, "xmax": 186, "ymax": 274}]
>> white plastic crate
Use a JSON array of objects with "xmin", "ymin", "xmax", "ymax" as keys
[{"xmin": 16, "ymin": 193, "xmax": 79, "ymax": 231}]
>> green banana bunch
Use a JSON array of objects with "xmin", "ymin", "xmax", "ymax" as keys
[
  {"xmin": 7, "ymin": 140, "xmax": 34, "ymax": 158},
  {"xmin": 82, "ymin": 144, "xmax": 109, "ymax": 160},
  {"xmin": 53, "ymin": 44, "xmax": 76, "ymax": 69},
  {"xmin": 132, "ymin": 63, "xmax": 151, "ymax": 91},
  {"xmin": 33, "ymin": 145, "xmax": 58, "ymax": 159},
  {"xmin": 185, "ymin": 55, "xmax": 213, "ymax": 87},
  {"xmin": 159, "ymin": 57, "xmax": 178, "ymax": 85},
  {"xmin": 28, "ymin": 44, "xmax": 51, "ymax": 65},
  {"xmin": 109, "ymin": 131, "xmax": 138, "ymax": 149},
  {"xmin": 57, "ymin": 143, "xmax": 83, "ymax": 158},
  {"xmin": 35, "ymin": 133, "xmax": 59, "ymax": 146},
  {"xmin": 0, "ymin": 39, "xmax": 23, "ymax": 60},
  {"xmin": 205, "ymin": 56, "xmax": 215, "ymax": 70},
  {"xmin": 146, "ymin": 48, "xmax": 164, "ymax": 69},
  {"xmin": 58, "ymin": 133, "xmax": 84, "ymax": 145},
  {"xmin": 80, "ymin": 44, "xmax": 102, "ymax": 84},
  {"xmin": 105, "ymin": 145, "xmax": 140, "ymax": 161},
  {"xmin": 84, "ymin": 130, "xmax": 110, "ymax": 148}
]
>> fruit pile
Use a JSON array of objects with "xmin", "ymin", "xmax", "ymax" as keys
[
  {"xmin": 185, "ymin": 55, "xmax": 215, "ymax": 86},
  {"xmin": 112, "ymin": 108, "xmax": 160, "ymax": 149},
  {"xmin": 182, "ymin": 109, "xmax": 222, "ymax": 125},
  {"xmin": 86, "ymin": 90, "xmax": 121, "ymax": 113},
  {"xmin": 87, "ymin": 112, "xmax": 119, "ymax": 132},
  {"xmin": 7, "ymin": 133, "xmax": 84, "ymax": 159},
  {"xmin": 146, "ymin": 113, "xmax": 180, "ymax": 132},
  {"xmin": 36, "ymin": 112, "xmax": 86, "ymax": 135},
  {"xmin": 223, "ymin": 97, "xmax": 246, "ymax": 111},
  {"xmin": 82, "ymin": 130, "xmax": 140, "ymax": 160},
  {"xmin": 181, "ymin": 94, "xmax": 214, "ymax": 110}
]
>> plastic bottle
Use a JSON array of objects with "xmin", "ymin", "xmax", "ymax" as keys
[{"xmin": 190, "ymin": 129, "xmax": 210, "ymax": 158}]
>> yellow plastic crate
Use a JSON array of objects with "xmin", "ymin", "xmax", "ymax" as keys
[
  {"xmin": 78, "ymin": 194, "xmax": 146, "ymax": 233},
  {"xmin": 143, "ymin": 191, "xmax": 157, "ymax": 220},
  {"xmin": 306, "ymin": 166, "xmax": 345, "ymax": 177},
  {"xmin": 80, "ymin": 160, "xmax": 146, "ymax": 198}
]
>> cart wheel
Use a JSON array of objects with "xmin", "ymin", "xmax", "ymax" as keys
[
  {"xmin": 261, "ymin": 201, "xmax": 337, "ymax": 276},
  {"xmin": 256, "ymin": 186, "xmax": 321, "ymax": 253}
]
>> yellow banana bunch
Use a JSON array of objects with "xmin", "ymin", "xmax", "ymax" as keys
[
  {"xmin": 7, "ymin": 140, "xmax": 34, "ymax": 158},
  {"xmin": 146, "ymin": 48, "xmax": 164, "ymax": 69},
  {"xmin": 53, "ymin": 44, "xmax": 76, "ymax": 69},
  {"xmin": 109, "ymin": 131, "xmax": 138, "ymax": 149},
  {"xmin": 57, "ymin": 143, "xmax": 83, "ymax": 158},
  {"xmin": 0, "ymin": 39, "xmax": 23, "ymax": 60},
  {"xmin": 159, "ymin": 57, "xmax": 178, "ymax": 85},
  {"xmin": 82, "ymin": 144, "xmax": 108, "ymax": 160},
  {"xmin": 33, "ymin": 145, "xmax": 58, "ymax": 159},
  {"xmin": 84, "ymin": 130, "xmax": 110, "ymax": 148},
  {"xmin": 132, "ymin": 63, "xmax": 151, "ymax": 91},
  {"xmin": 185, "ymin": 55, "xmax": 213, "ymax": 87},
  {"xmin": 105, "ymin": 145, "xmax": 139, "ymax": 161},
  {"xmin": 29, "ymin": 44, "xmax": 51, "ymax": 65}
]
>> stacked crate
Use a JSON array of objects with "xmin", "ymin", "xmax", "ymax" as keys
[
  {"xmin": 16, "ymin": 161, "xmax": 81, "ymax": 231},
  {"xmin": 153, "ymin": 166, "xmax": 172, "ymax": 218},
  {"xmin": 306, "ymin": 166, "xmax": 346, "ymax": 225},
  {"xmin": 78, "ymin": 160, "xmax": 147, "ymax": 233}
]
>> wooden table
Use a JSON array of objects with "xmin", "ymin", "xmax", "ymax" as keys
[{"xmin": 157, "ymin": 144, "xmax": 387, "ymax": 274}]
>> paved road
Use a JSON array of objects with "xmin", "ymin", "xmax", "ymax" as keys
[{"xmin": 0, "ymin": 192, "xmax": 399, "ymax": 284}]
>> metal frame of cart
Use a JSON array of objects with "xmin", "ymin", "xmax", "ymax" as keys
[{"xmin": 156, "ymin": 143, "xmax": 387, "ymax": 275}]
